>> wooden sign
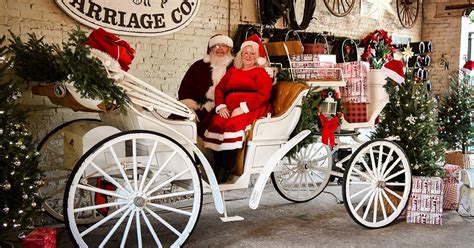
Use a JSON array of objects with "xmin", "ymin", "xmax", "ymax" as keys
[{"xmin": 55, "ymin": 0, "xmax": 200, "ymax": 36}]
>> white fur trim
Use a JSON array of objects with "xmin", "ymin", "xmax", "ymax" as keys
[
  {"xmin": 216, "ymin": 104, "xmax": 227, "ymax": 113},
  {"xmin": 240, "ymin": 41, "xmax": 259, "ymax": 51},
  {"xmin": 203, "ymin": 140, "xmax": 244, "ymax": 151},
  {"xmin": 89, "ymin": 48, "xmax": 121, "ymax": 72},
  {"xmin": 257, "ymin": 57, "xmax": 267, "ymax": 66},
  {"xmin": 204, "ymin": 130, "xmax": 245, "ymax": 141},
  {"xmin": 209, "ymin": 35, "xmax": 233, "ymax": 48},
  {"xmin": 381, "ymin": 67, "xmax": 404, "ymax": 84},
  {"xmin": 203, "ymin": 54, "xmax": 210, "ymax": 63},
  {"xmin": 240, "ymin": 102, "xmax": 249, "ymax": 113}
]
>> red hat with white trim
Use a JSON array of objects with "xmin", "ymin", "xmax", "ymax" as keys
[
  {"xmin": 462, "ymin": 60, "xmax": 473, "ymax": 75},
  {"xmin": 203, "ymin": 34, "xmax": 233, "ymax": 63},
  {"xmin": 240, "ymin": 34, "xmax": 267, "ymax": 66},
  {"xmin": 382, "ymin": 60, "xmax": 405, "ymax": 84}
]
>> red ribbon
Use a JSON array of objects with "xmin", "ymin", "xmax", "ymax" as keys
[{"xmin": 319, "ymin": 113, "xmax": 339, "ymax": 147}]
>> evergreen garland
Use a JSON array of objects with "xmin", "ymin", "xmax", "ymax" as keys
[
  {"xmin": 0, "ymin": 36, "xmax": 43, "ymax": 236},
  {"xmin": 8, "ymin": 27, "xmax": 129, "ymax": 111},
  {"xmin": 371, "ymin": 72, "xmax": 445, "ymax": 177},
  {"xmin": 438, "ymin": 72, "xmax": 473, "ymax": 151}
]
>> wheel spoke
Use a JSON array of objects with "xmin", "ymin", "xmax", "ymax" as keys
[
  {"xmin": 362, "ymin": 191, "xmax": 376, "ymax": 220},
  {"xmin": 377, "ymin": 145, "xmax": 383, "ymax": 177},
  {"xmin": 378, "ymin": 191, "xmax": 388, "ymax": 220},
  {"xmin": 80, "ymin": 205, "xmax": 129, "ymax": 237},
  {"xmin": 77, "ymin": 184, "xmax": 127, "ymax": 199},
  {"xmin": 90, "ymin": 162, "xmax": 130, "ymax": 194},
  {"xmin": 382, "ymin": 157, "xmax": 402, "ymax": 179},
  {"xmin": 373, "ymin": 190, "xmax": 379, "ymax": 223},
  {"xmin": 379, "ymin": 148, "xmax": 394, "ymax": 179},
  {"xmin": 350, "ymin": 185, "xmax": 372, "ymax": 199},
  {"xmin": 384, "ymin": 168, "xmax": 406, "ymax": 182},
  {"xmin": 133, "ymin": 139, "xmax": 138, "ymax": 191},
  {"xmin": 351, "ymin": 167, "xmax": 372, "ymax": 182},
  {"xmin": 139, "ymin": 141, "xmax": 159, "ymax": 191},
  {"xmin": 147, "ymin": 190, "xmax": 195, "ymax": 201},
  {"xmin": 354, "ymin": 188, "xmax": 373, "ymax": 212},
  {"xmin": 369, "ymin": 147, "xmax": 377, "ymax": 178},
  {"xmin": 361, "ymin": 159, "xmax": 376, "ymax": 180},
  {"xmin": 109, "ymin": 146, "xmax": 134, "ymax": 192},
  {"xmin": 148, "ymin": 202, "xmax": 193, "ymax": 216},
  {"xmin": 146, "ymin": 168, "xmax": 191, "ymax": 196},
  {"xmin": 145, "ymin": 207, "xmax": 182, "ymax": 236},
  {"xmin": 74, "ymin": 201, "xmax": 126, "ymax": 213},
  {"xmin": 99, "ymin": 208, "xmax": 133, "ymax": 247},
  {"xmin": 385, "ymin": 182, "xmax": 406, "ymax": 186},
  {"xmin": 120, "ymin": 207, "xmax": 135, "ymax": 248},
  {"xmin": 385, "ymin": 187, "xmax": 403, "ymax": 200},
  {"xmin": 136, "ymin": 211, "xmax": 143, "ymax": 248},
  {"xmin": 143, "ymin": 151, "xmax": 177, "ymax": 193},
  {"xmin": 140, "ymin": 210, "xmax": 163, "ymax": 247}
]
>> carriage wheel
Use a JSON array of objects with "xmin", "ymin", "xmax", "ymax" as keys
[
  {"xmin": 64, "ymin": 131, "xmax": 203, "ymax": 247},
  {"xmin": 272, "ymin": 140, "xmax": 332, "ymax": 202},
  {"xmin": 342, "ymin": 140, "xmax": 411, "ymax": 228},
  {"xmin": 38, "ymin": 119, "xmax": 102, "ymax": 224},
  {"xmin": 396, "ymin": 0, "xmax": 420, "ymax": 29},
  {"xmin": 324, "ymin": 0, "xmax": 356, "ymax": 17}
]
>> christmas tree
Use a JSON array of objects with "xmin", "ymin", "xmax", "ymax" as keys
[
  {"xmin": 371, "ymin": 60, "xmax": 445, "ymax": 176},
  {"xmin": 438, "ymin": 72, "xmax": 473, "ymax": 152},
  {"xmin": 0, "ymin": 36, "xmax": 43, "ymax": 236}
]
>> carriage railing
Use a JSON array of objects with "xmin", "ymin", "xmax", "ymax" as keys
[{"xmin": 95, "ymin": 53, "xmax": 194, "ymax": 121}]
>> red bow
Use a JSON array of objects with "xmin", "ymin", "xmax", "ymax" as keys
[
  {"xmin": 86, "ymin": 28, "xmax": 135, "ymax": 71},
  {"xmin": 319, "ymin": 113, "xmax": 339, "ymax": 147}
]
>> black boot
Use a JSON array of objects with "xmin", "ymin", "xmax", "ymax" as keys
[{"xmin": 218, "ymin": 150, "xmax": 237, "ymax": 183}]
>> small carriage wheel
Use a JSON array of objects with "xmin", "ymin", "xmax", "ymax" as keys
[
  {"xmin": 64, "ymin": 130, "xmax": 203, "ymax": 247},
  {"xmin": 38, "ymin": 119, "xmax": 102, "ymax": 224},
  {"xmin": 342, "ymin": 140, "xmax": 411, "ymax": 228},
  {"xmin": 272, "ymin": 139, "xmax": 332, "ymax": 203},
  {"xmin": 396, "ymin": 0, "xmax": 420, "ymax": 29},
  {"xmin": 324, "ymin": 0, "xmax": 356, "ymax": 17}
]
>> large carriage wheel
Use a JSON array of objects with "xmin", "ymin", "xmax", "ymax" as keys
[
  {"xmin": 396, "ymin": 0, "xmax": 420, "ymax": 29},
  {"xmin": 324, "ymin": 0, "xmax": 356, "ymax": 17},
  {"xmin": 38, "ymin": 119, "xmax": 102, "ymax": 224},
  {"xmin": 272, "ymin": 140, "xmax": 332, "ymax": 202},
  {"xmin": 342, "ymin": 140, "xmax": 411, "ymax": 228},
  {"xmin": 64, "ymin": 131, "xmax": 203, "ymax": 247}
]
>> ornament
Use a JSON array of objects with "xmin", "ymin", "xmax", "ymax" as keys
[
  {"xmin": 0, "ymin": 110, "xmax": 4, "ymax": 114},
  {"xmin": 366, "ymin": 0, "xmax": 397, "ymax": 20},
  {"xmin": 2, "ymin": 181, "xmax": 11, "ymax": 190},
  {"xmin": 414, "ymin": 164, "xmax": 419, "ymax": 170},
  {"xmin": 31, "ymin": 202, "xmax": 37, "ymax": 208},
  {"xmin": 3, "ymin": 223, "xmax": 7, "ymax": 227},
  {"xmin": 13, "ymin": 159, "xmax": 21, "ymax": 167},
  {"xmin": 408, "ymin": 136, "xmax": 412, "ymax": 140},
  {"xmin": 23, "ymin": 194, "xmax": 28, "ymax": 200},
  {"xmin": 406, "ymin": 114, "xmax": 417, "ymax": 125},
  {"xmin": 0, "ymin": 128, "xmax": 3, "ymax": 135},
  {"xmin": 402, "ymin": 45, "xmax": 414, "ymax": 61},
  {"xmin": 2, "ymin": 206, "xmax": 9, "ymax": 214}
]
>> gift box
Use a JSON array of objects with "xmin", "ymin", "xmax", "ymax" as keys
[
  {"xmin": 445, "ymin": 151, "xmax": 470, "ymax": 169},
  {"xmin": 443, "ymin": 164, "xmax": 461, "ymax": 210},
  {"xmin": 289, "ymin": 55, "xmax": 341, "ymax": 81},
  {"xmin": 407, "ymin": 176, "xmax": 443, "ymax": 225},
  {"xmin": 23, "ymin": 227, "xmax": 56, "ymax": 248},
  {"xmin": 342, "ymin": 102, "xmax": 368, "ymax": 123},
  {"xmin": 336, "ymin": 61, "xmax": 369, "ymax": 103}
]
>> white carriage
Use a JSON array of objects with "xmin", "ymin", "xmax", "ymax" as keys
[{"xmin": 36, "ymin": 49, "xmax": 412, "ymax": 247}]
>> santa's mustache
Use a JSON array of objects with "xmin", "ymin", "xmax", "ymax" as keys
[{"xmin": 210, "ymin": 54, "xmax": 234, "ymax": 66}]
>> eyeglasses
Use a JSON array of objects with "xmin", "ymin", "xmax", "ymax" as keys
[{"xmin": 211, "ymin": 44, "xmax": 230, "ymax": 50}]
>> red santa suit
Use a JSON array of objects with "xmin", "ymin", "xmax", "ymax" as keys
[
  {"xmin": 203, "ymin": 67, "xmax": 273, "ymax": 151},
  {"xmin": 178, "ymin": 59, "xmax": 231, "ymax": 137}
]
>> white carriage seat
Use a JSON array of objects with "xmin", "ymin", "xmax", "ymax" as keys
[{"xmin": 233, "ymin": 81, "xmax": 309, "ymax": 175}]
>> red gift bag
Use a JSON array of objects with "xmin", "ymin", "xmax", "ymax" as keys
[
  {"xmin": 343, "ymin": 102, "xmax": 368, "ymax": 123},
  {"xmin": 23, "ymin": 228, "xmax": 56, "ymax": 248},
  {"xmin": 86, "ymin": 28, "xmax": 135, "ymax": 71}
]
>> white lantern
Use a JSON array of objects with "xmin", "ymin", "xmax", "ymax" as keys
[{"xmin": 320, "ymin": 92, "xmax": 337, "ymax": 117}]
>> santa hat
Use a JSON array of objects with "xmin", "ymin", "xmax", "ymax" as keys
[
  {"xmin": 240, "ymin": 34, "xmax": 267, "ymax": 66},
  {"xmin": 203, "ymin": 34, "xmax": 233, "ymax": 63},
  {"xmin": 462, "ymin": 60, "xmax": 473, "ymax": 75},
  {"xmin": 382, "ymin": 60, "xmax": 405, "ymax": 84}
]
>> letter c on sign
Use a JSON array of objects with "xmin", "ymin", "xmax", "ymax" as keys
[{"xmin": 172, "ymin": 0, "xmax": 193, "ymax": 24}]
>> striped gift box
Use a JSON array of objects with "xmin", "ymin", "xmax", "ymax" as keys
[{"xmin": 443, "ymin": 164, "xmax": 461, "ymax": 210}]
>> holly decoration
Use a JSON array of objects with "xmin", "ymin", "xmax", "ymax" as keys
[
  {"xmin": 8, "ymin": 26, "xmax": 129, "ymax": 111},
  {"xmin": 361, "ymin": 29, "xmax": 395, "ymax": 69},
  {"xmin": 288, "ymin": 85, "xmax": 344, "ymax": 157},
  {"xmin": 0, "ymin": 36, "xmax": 43, "ymax": 236}
]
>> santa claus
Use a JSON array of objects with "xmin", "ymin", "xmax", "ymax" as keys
[{"xmin": 178, "ymin": 34, "xmax": 234, "ymax": 137}]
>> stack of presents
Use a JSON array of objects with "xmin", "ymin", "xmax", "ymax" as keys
[
  {"xmin": 288, "ymin": 54, "xmax": 369, "ymax": 124},
  {"xmin": 406, "ymin": 152, "xmax": 473, "ymax": 225}
]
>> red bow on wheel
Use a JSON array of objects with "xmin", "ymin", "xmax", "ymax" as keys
[{"xmin": 319, "ymin": 113, "xmax": 339, "ymax": 147}]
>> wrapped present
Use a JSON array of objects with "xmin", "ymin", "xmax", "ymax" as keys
[
  {"xmin": 443, "ymin": 164, "xmax": 461, "ymax": 210},
  {"xmin": 23, "ymin": 227, "xmax": 56, "ymax": 248},
  {"xmin": 289, "ymin": 55, "xmax": 341, "ymax": 81},
  {"xmin": 336, "ymin": 61, "xmax": 370, "ymax": 103},
  {"xmin": 342, "ymin": 102, "xmax": 368, "ymax": 123},
  {"xmin": 445, "ymin": 151, "xmax": 470, "ymax": 169},
  {"xmin": 407, "ymin": 176, "xmax": 443, "ymax": 225}
]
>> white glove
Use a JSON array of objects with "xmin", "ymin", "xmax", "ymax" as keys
[{"xmin": 180, "ymin": 99, "xmax": 200, "ymax": 110}]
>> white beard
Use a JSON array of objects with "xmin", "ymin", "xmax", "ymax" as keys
[{"xmin": 205, "ymin": 55, "xmax": 233, "ymax": 102}]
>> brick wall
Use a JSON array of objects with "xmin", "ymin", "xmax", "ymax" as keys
[
  {"xmin": 1, "ymin": 0, "xmax": 424, "ymax": 141},
  {"xmin": 422, "ymin": 0, "xmax": 467, "ymax": 96}
]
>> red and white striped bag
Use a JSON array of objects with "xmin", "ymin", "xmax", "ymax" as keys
[{"xmin": 443, "ymin": 164, "xmax": 461, "ymax": 210}]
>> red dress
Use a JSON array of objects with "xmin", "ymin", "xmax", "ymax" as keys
[{"xmin": 203, "ymin": 67, "xmax": 273, "ymax": 151}]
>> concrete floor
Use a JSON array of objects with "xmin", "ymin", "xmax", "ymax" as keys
[{"xmin": 42, "ymin": 183, "xmax": 474, "ymax": 247}]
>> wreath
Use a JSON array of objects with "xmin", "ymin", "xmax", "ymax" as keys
[
  {"xmin": 287, "ymin": 85, "xmax": 344, "ymax": 158},
  {"xmin": 361, "ymin": 29, "xmax": 395, "ymax": 69}
]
